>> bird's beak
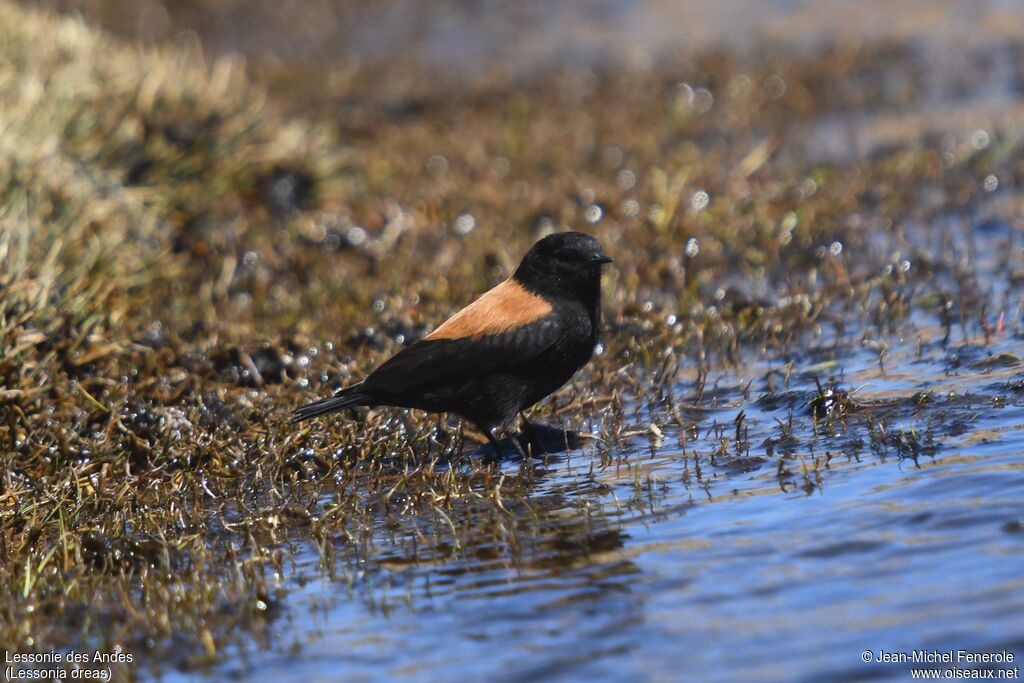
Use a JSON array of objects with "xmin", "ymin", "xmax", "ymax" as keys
[{"xmin": 590, "ymin": 252, "xmax": 613, "ymax": 264}]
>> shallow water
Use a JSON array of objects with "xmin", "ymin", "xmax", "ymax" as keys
[{"xmin": 160, "ymin": 311, "xmax": 1024, "ymax": 683}]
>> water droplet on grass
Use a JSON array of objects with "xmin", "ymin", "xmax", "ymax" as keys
[
  {"xmin": 454, "ymin": 213, "xmax": 476, "ymax": 235},
  {"xmin": 616, "ymin": 169, "xmax": 636, "ymax": 190},
  {"xmin": 347, "ymin": 226, "xmax": 367, "ymax": 246},
  {"xmin": 971, "ymin": 129, "xmax": 990, "ymax": 150},
  {"xmin": 764, "ymin": 74, "xmax": 787, "ymax": 99},
  {"xmin": 693, "ymin": 88, "xmax": 714, "ymax": 113}
]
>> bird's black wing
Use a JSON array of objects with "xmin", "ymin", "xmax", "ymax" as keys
[{"xmin": 361, "ymin": 316, "xmax": 564, "ymax": 396}]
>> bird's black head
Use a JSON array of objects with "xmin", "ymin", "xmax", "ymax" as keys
[{"xmin": 513, "ymin": 232, "xmax": 612, "ymax": 301}]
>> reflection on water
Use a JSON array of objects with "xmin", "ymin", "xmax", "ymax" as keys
[
  {"xmin": 168, "ymin": 311, "xmax": 1023, "ymax": 681},
  {"xmin": 143, "ymin": 198, "xmax": 1022, "ymax": 682}
]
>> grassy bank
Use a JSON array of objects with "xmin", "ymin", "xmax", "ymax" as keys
[
  {"xmin": 1, "ymin": 1, "xmax": 1022, "ymax": 676},
  {"xmin": 0, "ymin": 1, "xmax": 344, "ymax": 668}
]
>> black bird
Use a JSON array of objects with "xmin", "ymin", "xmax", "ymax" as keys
[{"xmin": 292, "ymin": 231, "xmax": 612, "ymax": 452}]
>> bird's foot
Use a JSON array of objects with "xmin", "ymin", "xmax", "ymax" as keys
[
  {"xmin": 517, "ymin": 421, "xmax": 593, "ymax": 455},
  {"xmin": 473, "ymin": 421, "xmax": 599, "ymax": 461}
]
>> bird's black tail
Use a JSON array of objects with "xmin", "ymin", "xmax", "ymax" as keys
[{"xmin": 291, "ymin": 384, "xmax": 372, "ymax": 424}]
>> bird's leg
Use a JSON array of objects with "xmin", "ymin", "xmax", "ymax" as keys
[
  {"xmin": 505, "ymin": 425, "xmax": 530, "ymax": 458},
  {"xmin": 518, "ymin": 412, "xmax": 536, "ymax": 456},
  {"xmin": 483, "ymin": 426, "xmax": 503, "ymax": 453},
  {"xmin": 481, "ymin": 424, "xmax": 529, "ymax": 459}
]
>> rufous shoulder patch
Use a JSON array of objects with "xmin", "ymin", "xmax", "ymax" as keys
[{"xmin": 426, "ymin": 278, "xmax": 552, "ymax": 341}]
